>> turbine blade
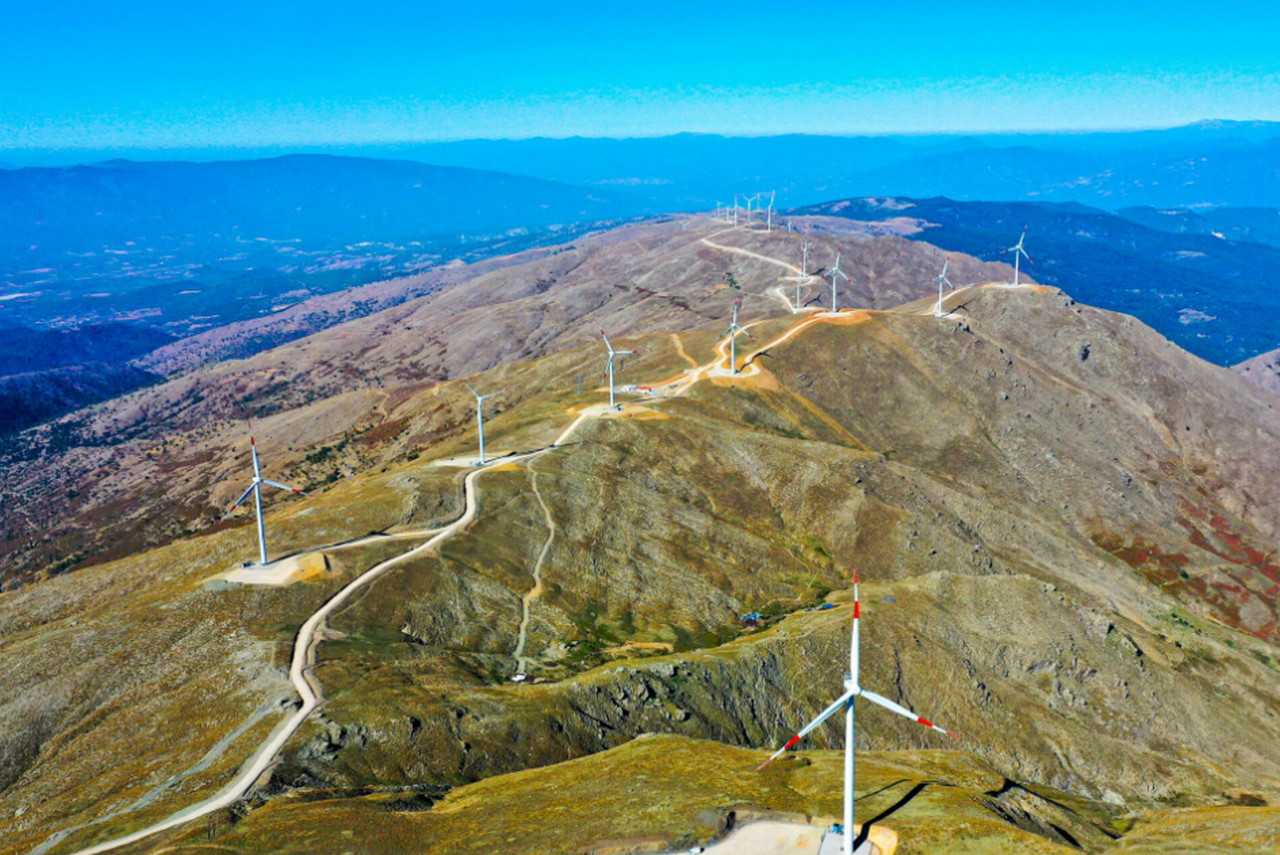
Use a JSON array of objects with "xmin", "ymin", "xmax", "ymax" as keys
[
  {"xmin": 229, "ymin": 484, "xmax": 256, "ymax": 511},
  {"xmin": 859, "ymin": 689, "xmax": 959, "ymax": 739},
  {"xmin": 263, "ymin": 479, "xmax": 308, "ymax": 496},
  {"xmin": 756, "ymin": 690, "xmax": 856, "ymax": 771}
]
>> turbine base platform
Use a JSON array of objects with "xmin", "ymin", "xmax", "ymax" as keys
[
  {"xmin": 818, "ymin": 831, "xmax": 875, "ymax": 854},
  {"xmin": 214, "ymin": 552, "xmax": 331, "ymax": 587}
]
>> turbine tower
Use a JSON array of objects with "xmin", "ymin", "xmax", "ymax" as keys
[
  {"xmin": 757, "ymin": 569, "xmax": 958, "ymax": 854},
  {"xmin": 462, "ymin": 382, "xmax": 502, "ymax": 465},
  {"xmin": 824, "ymin": 249, "xmax": 850, "ymax": 312},
  {"xmin": 744, "ymin": 193, "xmax": 760, "ymax": 226},
  {"xmin": 600, "ymin": 330, "xmax": 637, "ymax": 410},
  {"xmin": 1001, "ymin": 226, "xmax": 1032, "ymax": 286},
  {"xmin": 933, "ymin": 256, "xmax": 955, "ymax": 318},
  {"xmin": 228, "ymin": 426, "xmax": 308, "ymax": 566},
  {"xmin": 765, "ymin": 190, "xmax": 776, "ymax": 232},
  {"xmin": 721, "ymin": 298, "xmax": 755, "ymax": 374},
  {"xmin": 796, "ymin": 240, "xmax": 812, "ymax": 311},
  {"xmin": 733, "ymin": 194, "xmax": 740, "ymax": 228}
]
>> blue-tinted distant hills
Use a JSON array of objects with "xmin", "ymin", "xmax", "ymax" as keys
[
  {"xmin": 0, "ymin": 153, "xmax": 636, "ymax": 253},
  {"xmin": 0, "ymin": 154, "xmax": 647, "ymax": 332},
  {"xmin": 1117, "ymin": 206, "xmax": 1280, "ymax": 250},
  {"xmin": 790, "ymin": 196, "xmax": 1280, "ymax": 367},
  {"xmin": 303, "ymin": 121, "xmax": 1280, "ymax": 211},
  {"xmin": 0, "ymin": 155, "xmax": 649, "ymax": 432}
]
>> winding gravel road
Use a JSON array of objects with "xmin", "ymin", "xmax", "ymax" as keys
[{"xmin": 51, "ymin": 225, "xmax": 870, "ymax": 855}]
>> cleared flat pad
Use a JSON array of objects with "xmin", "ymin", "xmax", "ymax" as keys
[
  {"xmin": 818, "ymin": 830, "xmax": 875, "ymax": 854},
  {"xmin": 217, "ymin": 552, "xmax": 329, "ymax": 586},
  {"xmin": 693, "ymin": 821, "xmax": 824, "ymax": 854}
]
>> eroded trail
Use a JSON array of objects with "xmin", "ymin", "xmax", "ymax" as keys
[
  {"xmin": 514, "ymin": 467, "xmax": 555, "ymax": 675},
  {"xmin": 54, "ymin": 229, "xmax": 861, "ymax": 855}
]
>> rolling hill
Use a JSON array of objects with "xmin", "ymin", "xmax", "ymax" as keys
[
  {"xmin": 2, "ymin": 216, "xmax": 1280, "ymax": 855},
  {"xmin": 0, "ymin": 218, "xmax": 1012, "ymax": 586},
  {"xmin": 788, "ymin": 196, "xmax": 1280, "ymax": 366}
]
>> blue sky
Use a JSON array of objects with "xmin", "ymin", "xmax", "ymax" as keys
[{"xmin": 3, "ymin": 0, "xmax": 1280, "ymax": 152}]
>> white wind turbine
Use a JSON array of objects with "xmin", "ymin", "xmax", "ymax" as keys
[
  {"xmin": 733, "ymin": 194, "xmax": 740, "ymax": 228},
  {"xmin": 600, "ymin": 329, "xmax": 638, "ymax": 410},
  {"xmin": 228, "ymin": 426, "xmax": 308, "ymax": 566},
  {"xmin": 765, "ymin": 190, "xmax": 776, "ymax": 231},
  {"xmin": 1001, "ymin": 226, "xmax": 1032, "ymax": 286},
  {"xmin": 825, "ymin": 249, "xmax": 850, "ymax": 312},
  {"xmin": 795, "ymin": 240, "xmax": 812, "ymax": 311},
  {"xmin": 933, "ymin": 256, "xmax": 955, "ymax": 318},
  {"xmin": 757, "ymin": 569, "xmax": 959, "ymax": 854},
  {"xmin": 721, "ymin": 298, "xmax": 755, "ymax": 374},
  {"xmin": 744, "ymin": 193, "xmax": 760, "ymax": 226},
  {"xmin": 462, "ymin": 382, "xmax": 502, "ymax": 465},
  {"xmin": 715, "ymin": 200, "xmax": 726, "ymax": 222}
]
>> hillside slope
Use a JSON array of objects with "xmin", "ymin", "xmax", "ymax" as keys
[
  {"xmin": 789, "ymin": 196, "xmax": 1280, "ymax": 366},
  {"xmin": 0, "ymin": 218, "xmax": 1011, "ymax": 586},
  {"xmin": 1235, "ymin": 347, "xmax": 1280, "ymax": 398},
  {"xmin": 2, "ymin": 250, "xmax": 1280, "ymax": 855}
]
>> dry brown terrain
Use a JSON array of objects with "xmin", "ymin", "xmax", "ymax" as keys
[
  {"xmin": 0, "ymin": 218, "xmax": 1010, "ymax": 587},
  {"xmin": 3, "ymin": 217, "xmax": 1279, "ymax": 854},
  {"xmin": 1235, "ymin": 346, "xmax": 1280, "ymax": 398}
]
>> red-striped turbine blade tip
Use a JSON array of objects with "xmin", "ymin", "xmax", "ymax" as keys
[{"xmin": 918, "ymin": 717, "xmax": 932, "ymax": 728}]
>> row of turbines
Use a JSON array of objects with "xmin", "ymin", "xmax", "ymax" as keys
[
  {"xmin": 714, "ymin": 190, "xmax": 779, "ymax": 231},
  {"xmin": 226, "ymin": 329, "xmax": 643, "ymax": 566},
  {"xmin": 221, "ymin": 222, "xmax": 1037, "ymax": 853},
  {"xmin": 228, "ymin": 225, "xmax": 1036, "ymax": 563}
]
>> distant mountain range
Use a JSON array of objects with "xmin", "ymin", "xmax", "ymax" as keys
[
  {"xmin": 0, "ymin": 154, "xmax": 644, "ymax": 333},
  {"xmin": 789, "ymin": 196, "xmax": 1280, "ymax": 367},
  {"xmin": 0, "ymin": 154, "xmax": 632, "ymax": 253},
  {"xmin": 8, "ymin": 121, "xmax": 1280, "ymax": 213},
  {"xmin": 60, "ymin": 120, "xmax": 1270, "ymax": 213}
]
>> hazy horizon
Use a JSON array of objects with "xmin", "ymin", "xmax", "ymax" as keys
[
  {"xmin": 5, "ymin": 0, "xmax": 1280, "ymax": 162},
  {"xmin": 5, "ymin": 117, "xmax": 1280, "ymax": 169}
]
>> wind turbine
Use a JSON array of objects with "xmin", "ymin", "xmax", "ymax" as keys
[
  {"xmin": 757, "ymin": 569, "xmax": 958, "ymax": 855},
  {"xmin": 228, "ymin": 426, "xmax": 308, "ymax": 566},
  {"xmin": 933, "ymin": 256, "xmax": 955, "ymax": 318},
  {"xmin": 1000, "ymin": 226, "xmax": 1032, "ymax": 287},
  {"xmin": 462, "ymin": 382, "xmax": 502, "ymax": 465},
  {"xmin": 744, "ymin": 193, "xmax": 760, "ymax": 226},
  {"xmin": 824, "ymin": 249, "xmax": 849, "ymax": 312},
  {"xmin": 715, "ymin": 200, "xmax": 725, "ymax": 222},
  {"xmin": 600, "ymin": 330, "xmax": 638, "ymax": 410},
  {"xmin": 795, "ymin": 241, "xmax": 812, "ymax": 311},
  {"xmin": 765, "ymin": 190, "xmax": 776, "ymax": 232},
  {"xmin": 721, "ymin": 298, "xmax": 755, "ymax": 374},
  {"xmin": 733, "ymin": 194, "xmax": 740, "ymax": 228}
]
